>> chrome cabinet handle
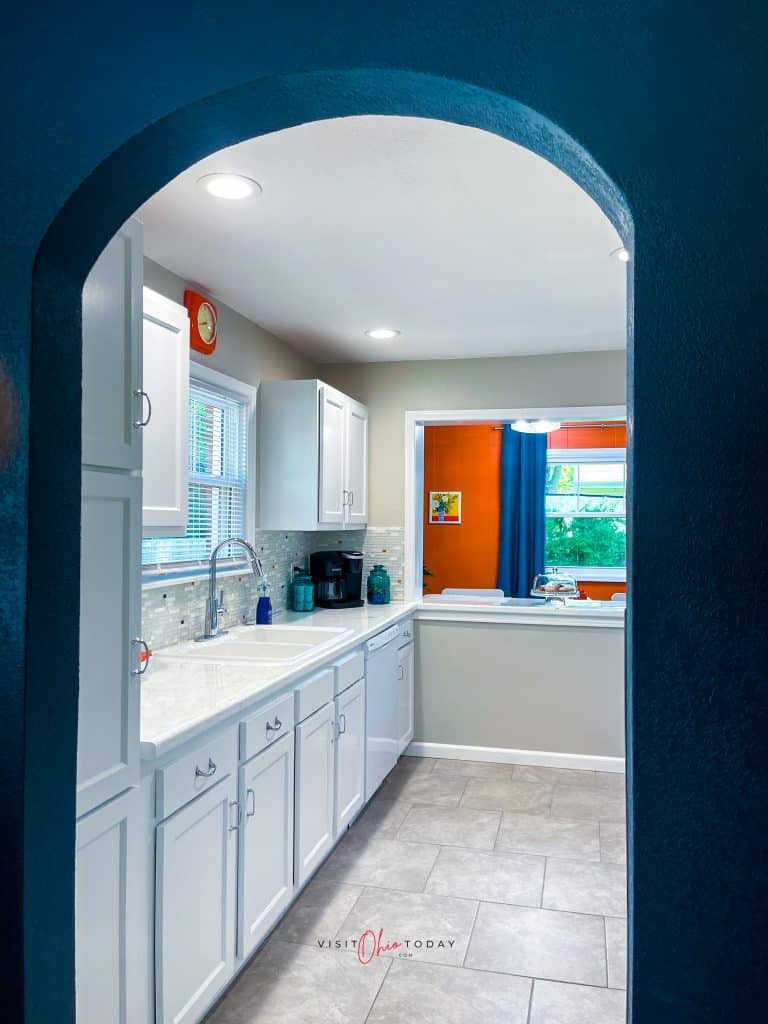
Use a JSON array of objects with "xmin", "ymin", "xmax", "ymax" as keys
[
  {"xmin": 349, "ymin": 490, "xmax": 354, "ymax": 508},
  {"xmin": 133, "ymin": 388, "xmax": 152, "ymax": 428},
  {"xmin": 265, "ymin": 716, "xmax": 282, "ymax": 737},
  {"xmin": 228, "ymin": 800, "xmax": 241, "ymax": 832},
  {"xmin": 131, "ymin": 637, "xmax": 150, "ymax": 676},
  {"xmin": 342, "ymin": 489, "xmax": 350, "ymax": 507},
  {"xmin": 338, "ymin": 712, "xmax": 347, "ymax": 735},
  {"xmin": 195, "ymin": 757, "xmax": 217, "ymax": 778},
  {"xmin": 245, "ymin": 787, "xmax": 256, "ymax": 819},
  {"xmin": 397, "ymin": 665, "xmax": 405, "ymax": 680}
]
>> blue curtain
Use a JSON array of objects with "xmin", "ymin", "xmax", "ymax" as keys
[{"xmin": 496, "ymin": 428, "xmax": 547, "ymax": 597}]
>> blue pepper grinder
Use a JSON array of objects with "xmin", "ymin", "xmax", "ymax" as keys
[{"xmin": 256, "ymin": 577, "xmax": 272, "ymax": 624}]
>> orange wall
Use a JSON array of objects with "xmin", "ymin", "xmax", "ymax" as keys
[
  {"xmin": 423, "ymin": 424, "xmax": 502, "ymax": 594},
  {"xmin": 422, "ymin": 420, "xmax": 627, "ymax": 598}
]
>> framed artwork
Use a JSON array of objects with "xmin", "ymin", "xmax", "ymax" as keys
[{"xmin": 429, "ymin": 491, "xmax": 462, "ymax": 524}]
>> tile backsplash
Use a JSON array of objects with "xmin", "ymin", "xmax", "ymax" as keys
[{"xmin": 141, "ymin": 527, "xmax": 405, "ymax": 650}]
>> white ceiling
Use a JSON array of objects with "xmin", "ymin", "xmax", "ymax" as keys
[{"xmin": 140, "ymin": 116, "xmax": 627, "ymax": 364}]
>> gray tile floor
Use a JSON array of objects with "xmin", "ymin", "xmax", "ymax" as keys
[{"xmin": 206, "ymin": 756, "xmax": 627, "ymax": 1024}]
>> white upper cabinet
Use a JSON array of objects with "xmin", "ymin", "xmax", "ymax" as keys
[
  {"xmin": 142, "ymin": 288, "xmax": 190, "ymax": 535},
  {"xmin": 259, "ymin": 379, "xmax": 368, "ymax": 531},
  {"xmin": 78, "ymin": 470, "xmax": 142, "ymax": 817},
  {"xmin": 82, "ymin": 218, "xmax": 143, "ymax": 470}
]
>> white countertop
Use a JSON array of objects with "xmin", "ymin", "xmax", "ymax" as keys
[
  {"xmin": 417, "ymin": 597, "xmax": 625, "ymax": 629},
  {"xmin": 140, "ymin": 602, "xmax": 418, "ymax": 761}
]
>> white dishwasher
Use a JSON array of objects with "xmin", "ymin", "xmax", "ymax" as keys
[{"xmin": 364, "ymin": 624, "xmax": 401, "ymax": 800}]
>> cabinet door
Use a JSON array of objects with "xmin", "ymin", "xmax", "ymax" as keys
[
  {"xmin": 344, "ymin": 399, "xmax": 368, "ymax": 526},
  {"xmin": 397, "ymin": 642, "xmax": 415, "ymax": 755},
  {"xmin": 294, "ymin": 703, "xmax": 335, "ymax": 886},
  {"xmin": 156, "ymin": 776, "xmax": 238, "ymax": 1024},
  {"xmin": 142, "ymin": 287, "xmax": 190, "ymax": 534},
  {"xmin": 334, "ymin": 679, "xmax": 365, "ymax": 835},
  {"xmin": 318, "ymin": 386, "xmax": 346, "ymax": 524},
  {"xmin": 78, "ymin": 470, "xmax": 142, "ymax": 817},
  {"xmin": 82, "ymin": 218, "xmax": 143, "ymax": 470},
  {"xmin": 238, "ymin": 733, "xmax": 294, "ymax": 960},
  {"xmin": 75, "ymin": 787, "xmax": 146, "ymax": 1024}
]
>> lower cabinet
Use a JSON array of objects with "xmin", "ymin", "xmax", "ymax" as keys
[
  {"xmin": 294, "ymin": 702, "xmax": 336, "ymax": 886},
  {"xmin": 334, "ymin": 678, "xmax": 366, "ymax": 834},
  {"xmin": 397, "ymin": 640, "xmax": 415, "ymax": 755},
  {"xmin": 75, "ymin": 787, "xmax": 146, "ymax": 1024},
  {"xmin": 155, "ymin": 774, "xmax": 238, "ymax": 1024},
  {"xmin": 237, "ymin": 733, "xmax": 295, "ymax": 959}
]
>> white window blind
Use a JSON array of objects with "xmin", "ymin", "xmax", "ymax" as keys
[{"xmin": 142, "ymin": 378, "xmax": 249, "ymax": 566}]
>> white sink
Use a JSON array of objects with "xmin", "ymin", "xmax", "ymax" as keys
[{"xmin": 158, "ymin": 625, "xmax": 352, "ymax": 665}]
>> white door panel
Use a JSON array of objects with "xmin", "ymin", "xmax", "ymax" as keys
[
  {"xmin": 345, "ymin": 400, "xmax": 368, "ymax": 526},
  {"xmin": 318, "ymin": 387, "xmax": 346, "ymax": 524},
  {"xmin": 397, "ymin": 642, "xmax": 415, "ymax": 755},
  {"xmin": 334, "ymin": 679, "xmax": 365, "ymax": 834},
  {"xmin": 155, "ymin": 776, "xmax": 238, "ymax": 1024},
  {"xmin": 238, "ymin": 734, "xmax": 294, "ymax": 959},
  {"xmin": 77, "ymin": 470, "xmax": 141, "ymax": 816},
  {"xmin": 75, "ymin": 788, "xmax": 146, "ymax": 1024},
  {"xmin": 81, "ymin": 218, "xmax": 143, "ymax": 470},
  {"xmin": 142, "ymin": 288, "xmax": 189, "ymax": 534},
  {"xmin": 294, "ymin": 703, "xmax": 335, "ymax": 886}
]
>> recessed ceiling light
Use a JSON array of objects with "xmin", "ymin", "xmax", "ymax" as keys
[
  {"xmin": 611, "ymin": 246, "xmax": 631, "ymax": 263},
  {"xmin": 510, "ymin": 419, "xmax": 562, "ymax": 434},
  {"xmin": 365, "ymin": 327, "xmax": 400, "ymax": 340},
  {"xmin": 197, "ymin": 173, "xmax": 262, "ymax": 200}
]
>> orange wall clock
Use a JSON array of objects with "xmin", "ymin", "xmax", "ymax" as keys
[{"xmin": 184, "ymin": 290, "xmax": 218, "ymax": 355}]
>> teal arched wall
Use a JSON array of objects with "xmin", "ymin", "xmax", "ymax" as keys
[{"xmin": 1, "ymin": 4, "xmax": 766, "ymax": 1022}]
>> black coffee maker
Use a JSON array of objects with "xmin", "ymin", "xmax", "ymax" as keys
[{"xmin": 310, "ymin": 550, "xmax": 365, "ymax": 608}]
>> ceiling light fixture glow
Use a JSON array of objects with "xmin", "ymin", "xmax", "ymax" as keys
[
  {"xmin": 365, "ymin": 327, "xmax": 400, "ymax": 340},
  {"xmin": 611, "ymin": 246, "xmax": 631, "ymax": 263},
  {"xmin": 510, "ymin": 419, "xmax": 562, "ymax": 434},
  {"xmin": 198, "ymin": 173, "xmax": 262, "ymax": 200}
]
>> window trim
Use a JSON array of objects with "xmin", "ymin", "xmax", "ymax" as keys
[
  {"xmin": 545, "ymin": 446, "xmax": 627, "ymax": 580},
  {"xmin": 142, "ymin": 364, "xmax": 257, "ymax": 585}
]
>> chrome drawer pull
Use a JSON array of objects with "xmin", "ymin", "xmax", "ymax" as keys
[
  {"xmin": 195, "ymin": 758, "xmax": 217, "ymax": 778},
  {"xmin": 265, "ymin": 716, "xmax": 282, "ymax": 736},
  {"xmin": 133, "ymin": 388, "xmax": 152, "ymax": 428},
  {"xmin": 246, "ymin": 787, "xmax": 256, "ymax": 819},
  {"xmin": 228, "ymin": 800, "xmax": 241, "ymax": 832}
]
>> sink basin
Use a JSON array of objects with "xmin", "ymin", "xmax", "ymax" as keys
[
  {"xmin": 157, "ymin": 624, "xmax": 352, "ymax": 665},
  {"xmin": 228, "ymin": 626, "xmax": 348, "ymax": 646}
]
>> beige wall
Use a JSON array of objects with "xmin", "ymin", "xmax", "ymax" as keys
[
  {"xmin": 324, "ymin": 351, "xmax": 627, "ymax": 526},
  {"xmin": 143, "ymin": 258, "xmax": 317, "ymax": 386},
  {"xmin": 415, "ymin": 619, "xmax": 625, "ymax": 758}
]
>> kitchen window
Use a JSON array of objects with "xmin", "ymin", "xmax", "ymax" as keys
[
  {"xmin": 545, "ymin": 448, "xmax": 626, "ymax": 578},
  {"xmin": 142, "ymin": 369, "xmax": 255, "ymax": 573}
]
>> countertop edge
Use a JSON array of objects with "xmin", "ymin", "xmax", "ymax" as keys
[{"xmin": 414, "ymin": 604, "xmax": 626, "ymax": 629}]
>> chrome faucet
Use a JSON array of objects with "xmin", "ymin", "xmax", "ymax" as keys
[{"xmin": 196, "ymin": 537, "xmax": 265, "ymax": 641}]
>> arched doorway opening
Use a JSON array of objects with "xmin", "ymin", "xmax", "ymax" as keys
[{"xmin": 28, "ymin": 68, "xmax": 633, "ymax": 1023}]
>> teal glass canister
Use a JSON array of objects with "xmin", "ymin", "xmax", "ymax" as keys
[{"xmin": 367, "ymin": 564, "xmax": 391, "ymax": 604}]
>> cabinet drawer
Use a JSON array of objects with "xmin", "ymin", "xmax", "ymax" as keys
[
  {"xmin": 294, "ymin": 668, "xmax": 334, "ymax": 723},
  {"xmin": 156, "ymin": 727, "xmax": 237, "ymax": 821},
  {"xmin": 240, "ymin": 693, "xmax": 294, "ymax": 762},
  {"xmin": 333, "ymin": 649, "xmax": 364, "ymax": 695},
  {"xmin": 398, "ymin": 620, "xmax": 414, "ymax": 648}
]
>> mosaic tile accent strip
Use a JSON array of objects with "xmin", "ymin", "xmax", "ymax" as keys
[{"xmin": 141, "ymin": 527, "xmax": 406, "ymax": 650}]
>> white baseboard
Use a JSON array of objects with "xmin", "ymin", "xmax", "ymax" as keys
[{"xmin": 405, "ymin": 741, "xmax": 625, "ymax": 774}]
